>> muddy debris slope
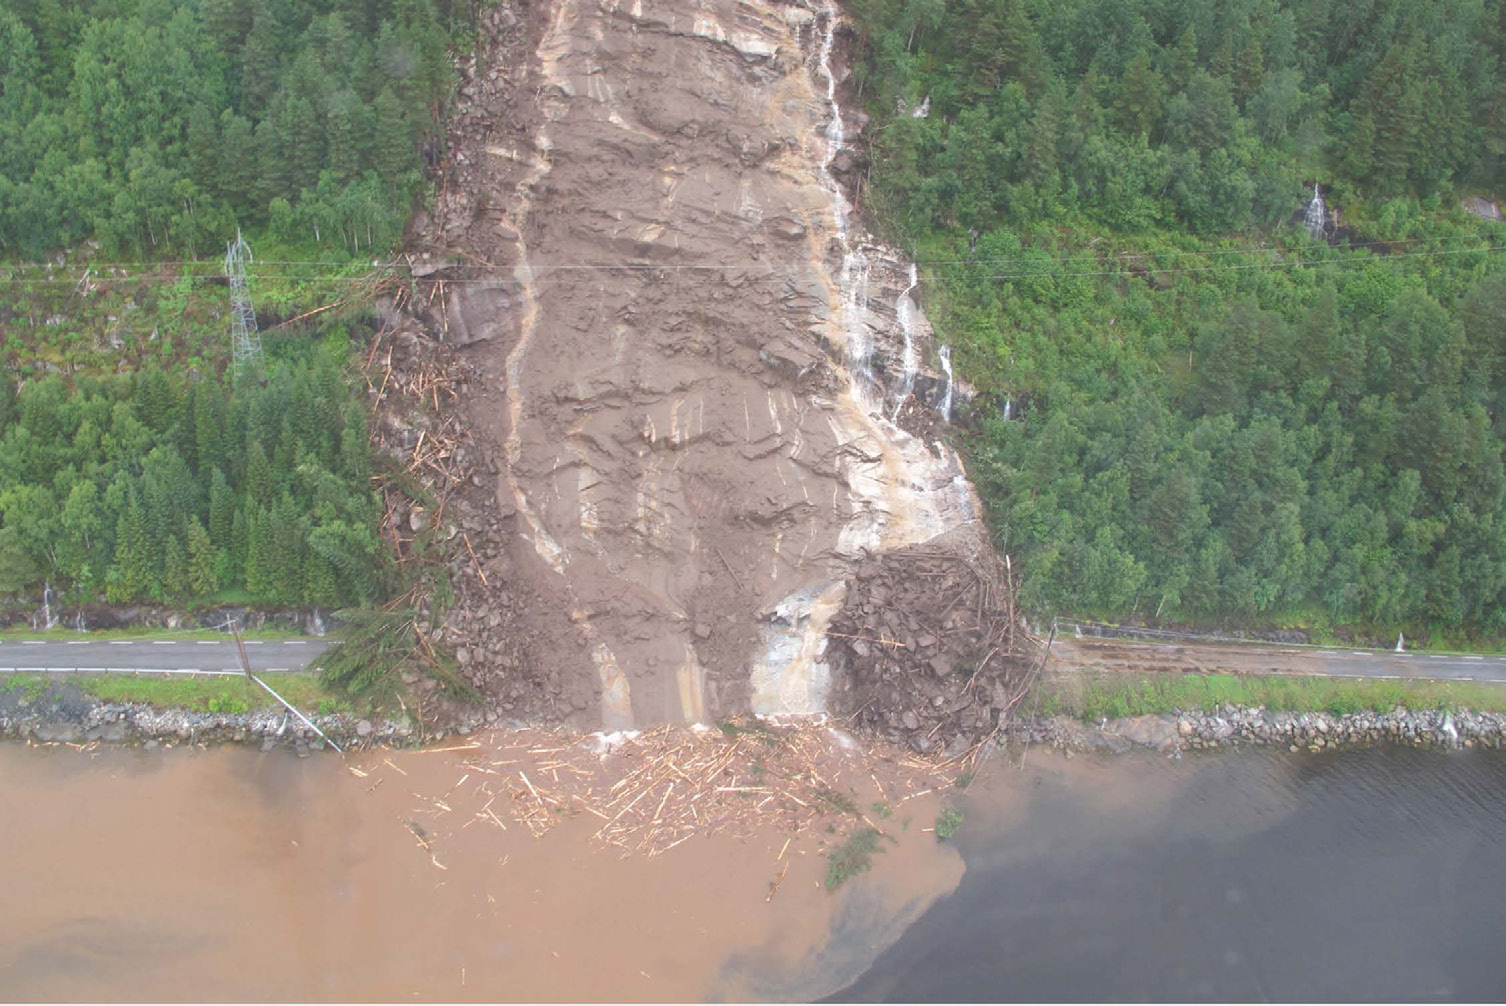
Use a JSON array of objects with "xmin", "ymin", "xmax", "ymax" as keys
[{"xmin": 401, "ymin": 0, "xmax": 1032, "ymax": 738}]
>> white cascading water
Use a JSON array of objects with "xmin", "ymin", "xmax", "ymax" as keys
[
  {"xmin": 937, "ymin": 345, "xmax": 953, "ymax": 422},
  {"xmin": 814, "ymin": 1, "xmax": 880, "ymax": 403},
  {"xmin": 1304, "ymin": 183, "xmax": 1326, "ymax": 239},
  {"xmin": 750, "ymin": 1, "xmax": 981, "ymax": 718},
  {"xmin": 890, "ymin": 263, "xmax": 918, "ymax": 420},
  {"xmin": 39, "ymin": 581, "xmax": 57, "ymax": 631}
]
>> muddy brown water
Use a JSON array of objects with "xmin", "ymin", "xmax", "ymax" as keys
[
  {"xmin": 9, "ymin": 740, "xmax": 1502, "ymax": 1002},
  {"xmin": 0, "ymin": 740, "xmax": 961, "ymax": 1002}
]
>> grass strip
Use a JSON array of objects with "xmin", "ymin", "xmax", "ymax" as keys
[
  {"xmin": 1033, "ymin": 671, "xmax": 1506, "ymax": 721},
  {"xmin": 0, "ymin": 672, "xmax": 349, "ymax": 716}
]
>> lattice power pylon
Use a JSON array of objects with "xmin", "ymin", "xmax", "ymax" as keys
[{"xmin": 224, "ymin": 229, "xmax": 263, "ymax": 375}]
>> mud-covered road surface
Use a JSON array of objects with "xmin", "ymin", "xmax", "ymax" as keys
[{"xmin": 409, "ymin": 0, "xmax": 1000, "ymax": 732}]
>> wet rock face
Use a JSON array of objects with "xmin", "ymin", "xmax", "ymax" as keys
[{"xmin": 419, "ymin": 0, "xmax": 984, "ymax": 731}]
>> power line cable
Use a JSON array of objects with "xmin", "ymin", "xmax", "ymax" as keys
[
  {"xmin": 1, "ymin": 231, "xmax": 1496, "ymax": 274},
  {"xmin": 2, "ymin": 243, "xmax": 1502, "ymax": 286}
]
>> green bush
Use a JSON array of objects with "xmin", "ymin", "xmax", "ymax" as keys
[
  {"xmin": 935, "ymin": 806, "xmax": 965, "ymax": 841},
  {"xmin": 825, "ymin": 828, "xmax": 883, "ymax": 890}
]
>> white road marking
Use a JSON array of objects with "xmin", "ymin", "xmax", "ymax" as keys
[
  {"xmin": 245, "ymin": 641, "xmax": 265, "ymax": 646},
  {"xmin": 197, "ymin": 641, "xmax": 222, "ymax": 646},
  {"xmin": 283, "ymin": 641, "xmax": 308, "ymax": 646},
  {"xmin": 22, "ymin": 640, "xmax": 43, "ymax": 645},
  {"xmin": 66, "ymin": 640, "xmax": 86, "ymax": 645},
  {"xmin": 1465, "ymin": 655, "xmax": 1485, "ymax": 661},
  {"xmin": 109, "ymin": 641, "xmax": 132, "ymax": 646},
  {"xmin": 153, "ymin": 641, "xmax": 177, "ymax": 646},
  {"xmin": 1351, "ymin": 651, "xmax": 1369, "ymax": 656},
  {"xmin": 1318, "ymin": 651, "xmax": 1338, "ymax": 656}
]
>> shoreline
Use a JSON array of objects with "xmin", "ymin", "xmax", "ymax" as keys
[
  {"xmin": 1002, "ymin": 706, "xmax": 1506, "ymax": 756},
  {"xmin": 4, "ymin": 675, "xmax": 1503, "ymax": 758}
]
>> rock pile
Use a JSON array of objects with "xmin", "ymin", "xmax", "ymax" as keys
[
  {"xmin": 827, "ymin": 528, "xmax": 1040, "ymax": 754},
  {"xmin": 1003, "ymin": 706, "xmax": 1506, "ymax": 754},
  {"xmin": 0, "ymin": 681, "xmax": 417, "ymax": 752}
]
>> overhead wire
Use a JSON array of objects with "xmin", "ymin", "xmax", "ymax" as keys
[
  {"xmin": 0, "ymin": 231, "xmax": 1490, "ymax": 271},
  {"xmin": 1, "ymin": 241, "xmax": 1502, "ymax": 287}
]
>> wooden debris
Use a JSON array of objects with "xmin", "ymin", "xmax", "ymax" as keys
[
  {"xmin": 392, "ymin": 722, "xmax": 960, "ymax": 864},
  {"xmin": 766, "ymin": 860, "xmax": 790, "ymax": 902}
]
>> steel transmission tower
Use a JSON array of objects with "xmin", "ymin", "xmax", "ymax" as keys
[{"xmin": 224, "ymin": 229, "xmax": 263, "ymax": 375}]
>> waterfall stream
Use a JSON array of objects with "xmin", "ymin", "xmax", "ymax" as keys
[
  {"xmin": 1304, "ymin": 184, "xmax": 1326, "ymax": 239},
  {"xmin": 937, "ymin": 345, "xmax": 953, "ymax": 423},
  {"xmin": 890, "ymin": 264, "xmax": 919, "ymax": 420}
]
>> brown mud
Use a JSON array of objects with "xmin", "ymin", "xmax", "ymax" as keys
[
  {"xmin": 389, "ymin": 0, "xmax": 1033, "ymax": 737},
  {"xmin": 0, "ymin": 732, "xmax": 962, "ymax": 1001}
]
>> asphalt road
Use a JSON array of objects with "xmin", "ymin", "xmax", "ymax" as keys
[
  {"xmin": 0, "ymin": 636, "xmax": 333, "ymax": 676},
  {"xmin": 1302, "ymin": 647, "xmax": 1506, "ymax": 683},
  {"xmin": 1051, "ymin": 637, "xmax": 1506, "ymax": 684}
]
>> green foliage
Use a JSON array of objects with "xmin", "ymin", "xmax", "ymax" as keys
[
  {"xmin": 314, "ymin": 607, "xmax": 479, "ymax": 705},
  {"xmin": 0, "ymin": 336, "xmax": 387, "ymax": 606},
  {"xmin": 812, "ymin": 786, "xmax": 860, "ymax": 815},
  {"xmin": 849, "ymin": 0, "xmax": 1506, "ymax": 641},
  {"xmin": 10, "ymin": 671, "xmax": 341, "ymax": 713},
  {"xmin": 935, "ymin": 806, "xmax": 965, "ymax": 841},
  {"xmin": 0, "ymin": 0, "xmax": 475, "ymax": 256},
  {"xmin": 825, "ymin": 827, "xmax": 884, "ymax": 890}
]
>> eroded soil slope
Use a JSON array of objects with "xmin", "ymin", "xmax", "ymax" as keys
[{"xmin": 412, "ymin": 0, "xmax": 1000, "ymax": 731}]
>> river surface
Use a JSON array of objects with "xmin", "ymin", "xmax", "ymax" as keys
[{"xmin": 832, "ymin": 746, "xmax": 1506, "ymax": 1002}]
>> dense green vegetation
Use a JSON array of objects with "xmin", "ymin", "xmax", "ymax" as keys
[
  {"xmin": 0, "ymin": 328, "xmax": 389, "ymax": 607},
  {"xmin": 849, "ymin": 0, "xmax": 1506, "ymax": 638},
  {"xmin": 0, "ymin": 0, "xmax": 471, "ymax": 257},
  {"xmin": 0, "ymin": 0, "xmax": 437, "ymax": 613}
]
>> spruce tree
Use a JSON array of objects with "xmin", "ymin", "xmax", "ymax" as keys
[
  {"xmin": 186, "ymin": 517, "xmax": 216, "ymax": 596},
  {"xmin": 209, "ymin": 468, "xmax": 235, "ymax": 547},
  {"xmin": 162, "ymin": 535, "xmax": 189, "ymax": 599},
  {"xmin": 246, "ymin": 440, "xmax": 274, "ymax": 508},
  {"xmin": 371, "ymin": 86, "xmax": 411, "ymax": 186},
  {"xmin": 244, "ymin": 505, "xmax": 269, "ymax": 598},
  {"xmin": 111, "ymin": 500, "xmax": 151, "ymax": 602},
  {"xmin": 1120, "ymin": 51, "xmax": 1162, "ymax": 138},
  {"xmin": 239, "ymin": 10, "xmax": 279, "ymax": 110}
]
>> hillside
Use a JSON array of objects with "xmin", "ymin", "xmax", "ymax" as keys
[{"xmin": 846, "ymin": 0, "xmax": 1506, "ymax": 641}]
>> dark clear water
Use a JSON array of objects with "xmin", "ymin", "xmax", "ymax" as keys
[{"xmin": 830, "ymin": 747, "xmax": 1506, "ymax": 1003}]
